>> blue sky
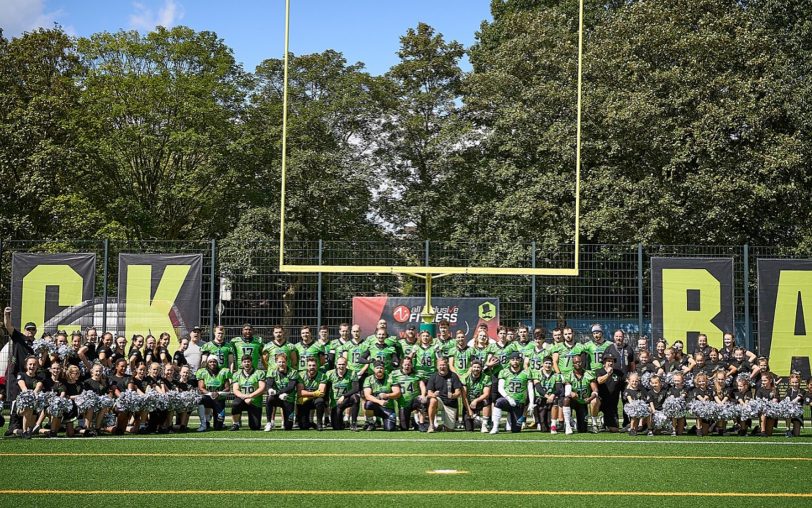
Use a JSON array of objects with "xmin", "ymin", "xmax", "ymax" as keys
[{"xmin": 1, "ymin": 0, "xmax": 493, "ymax": 75}]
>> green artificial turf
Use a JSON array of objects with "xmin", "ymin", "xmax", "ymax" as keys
[{"xmin": 1, "ymin": 430, "xmax": 811, "ymax": 508}]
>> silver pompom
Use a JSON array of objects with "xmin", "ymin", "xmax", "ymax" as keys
[
  {"xmin": 624, "ymin": 399, "xmax": 650, "ymax": 418},
  {"xmin": 662, "ymin": 395, "xmax": 688, "ymax": 418},
  {"xmin": 74, "ymin": 391, "xmax": 99, "ymax": 413}
]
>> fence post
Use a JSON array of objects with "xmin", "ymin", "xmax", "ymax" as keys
[
  {"xmin": 102, "ymin": 239, "xmax": 109, "ymax": 332},
  {"xmin": 317, "ymin": 239, "xmax": 323, "ymax": 329},
  {"xmin": 531, "ymin": 241, "xmax": 537, "ymax": 327},
  {"xmin": 743, "ymin": 244, "xmax": 750, "ymax": 351},
  {"xmin": 424, "ymin": 240, "xmax": 430, "ymax": 267},
  {"xmin": 0, "ymin": 239, "xmax": 3, "ymax": 307},
  {"xmin": 637, "ymin": 243, "xmax": 644, "ymax": 339},
  {"xmin": 209, "ymin": 239, "xmax": 216, "ymax": 336}
]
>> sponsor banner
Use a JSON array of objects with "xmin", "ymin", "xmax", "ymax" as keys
[
  {"xmin": 758, "ymin": 259, "xmax": 812, "ymax": 377},
  {"xmin": 10, "ymin": 253, "xmax": 96, "ymax": 333},
  {"xmin": 651, "ymin": 257, "xmax": 734, "ymax": 352},
  {"xmin": 352, "ymin": 297, "xmax": 499, "ymax": 339},
  {"xmin": 118, "ymin": 254, "xmax": 202, "ymax": 351}
]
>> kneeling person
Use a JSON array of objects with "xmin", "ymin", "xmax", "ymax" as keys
[
  {"xmin": 491, "ymin": 351, "xmax": 534, "ymax": 434},
  {"xmin": 363, "ymin": 360, "xmax": 401, "ymax": 431},
  {"xmin": 391, "ymin": 357, "xmax": 428, "ymax": 431},
  {"xmin": 297, "ymin": 357, "xmax": 327, "ymax": 430},
  {"xmin": 325, "ymin": 356, "xmax": 360, "ymax": 430},
  {"xmin": 462, "ymin": 359, "xmax": 491, "ymax": 432},
  {"xmin": 426, "ymin": 357, "xmax": 463, "ymax": 432},
  {"xmin": 231, "ymin": 355, "xmax": 266, "ymax": 431}
]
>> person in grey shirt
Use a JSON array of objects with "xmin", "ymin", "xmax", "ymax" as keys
[{"xmin": 183, "ymin": 326, "xmax": 203, "ymax": 374}]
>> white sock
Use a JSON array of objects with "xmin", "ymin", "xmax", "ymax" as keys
[
  {"xmin": 591, "ymin": 416, "xmax": 598, "ymax": 427},
  {"xmin": 198, "ymin": 405, "xmax": 206, "ymax": 426},
  {"xmin": 491, "ymin": 407, "xmax": 502, "ymax": 429},
  {"xmin": 563, "ymin": 407, "xmax": 572, "ymax": 430}
]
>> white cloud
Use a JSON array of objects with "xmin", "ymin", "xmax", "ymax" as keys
[
  {"xmin": 129, "ymin": 0, "xmax": 184, "ymax": 31},
  {"xmin": 0, "ymin": 0, "xmax": 65, "ymax": 37}
]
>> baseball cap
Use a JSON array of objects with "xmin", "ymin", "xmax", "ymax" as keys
[
  {"xmin": 24, "ymin": 322, "xmax": 37, "ymax": 330},
  {"xmin": 602, "ymin": 354, "xmax": 616, "ymax": 363},
  {"xmin": 191, "ymin": 325, "xmax": 202, "ymax": 332},
  {"xmin": 406, "ymin": 324, "xmax": 416, "ymax": 331},
  {"xmin": 591, "ymin": 324, "xmax": 604, "ymax": 333},
  {"xmin": 509, "ymin": 351, "xmax": 522, "ymax": 360},
  {"xmin": 373, "ymin": 359, "xmax": 385, "ymax": 368}
]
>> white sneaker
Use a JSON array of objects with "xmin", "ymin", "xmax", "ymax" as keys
[
  {"xmin": 197, "ymin": 425, "xmax": 206, "ymax": 432},
  {"xmin": 550, "ymin": 426, "xmax": 558, "ymax": 435},
  {"xmin": 264, "ymin": 421, "xmax": 274, "ymax": 432},
  {"xmin": 489, "ymin": 425, "xmax": 499, "ymax": 435},
  {"xmin": 565, "ymin": 427, "xmax": 573, "ymax": 435},
  {"xmin": 481, "ymin": 424, "xmax": 488, "ymax": 434}
]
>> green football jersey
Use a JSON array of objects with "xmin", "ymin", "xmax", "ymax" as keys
[
  {"xmin": 324, "ymin": 369, "xmax": 357, "ymax": 407},
  {"xmin": 232, "ymin": 369, "xmax": 266, "ymax": 407},
  {"xmin": 486, "ymin": 341, "xmax": 515, "ymax": 376},
  {"xmin": 390, "ymin": 369, "xmax": 422, "ymax": 404},
  {"xmin": 524, "ymin": 344, "xmax": 551, "ymax": 373},
  {"xmin": 499, "ymin": 367, "xmax": 533, "ymax": 404},
  {"xmin": 262, "ymin": 341, "xmax": 296, "ymax": 371},
  {"xmin": 433, "ymin": 338, "xmax": 455, "ymax": 357},
  {"xmin": 463, "ymin": 371, "xmax": 492, "ymax": 403},
  {"xmin": 201, "ymin": 340, "xmax": 235, "ymax": 368},
  {"xmin": 230, "ymin": 337, "xmax": 263, "ymax": 369},
  {"xmin": 413, "ymin": 344, "xmax": 440, "ymax": 380},
  {"xmin": 536, "ymin": 370, "xmax": 563, "ymax": 397},
  {"xmin": 295, "ymin": 341, "xmax": 324, "ymax": 373},
  {"xmin": 340, "ymin": 340, "xmax": 369, "ymax": 373},
  {"xmin": 399, "ymin": 339, "xmax": 420, "ymax": 360},
  {"xmin": 366, "ymin": 342, "xmax": 398, "ymax": 372},
  {"xmin": 298, "ymin": 370, "xmax": 326, "ymax": 392},
  {"xmin": 552, "ymin": 342, "xmax": 584, "ymax": 374},
  {"xmin": 565, "ymin": 370, "xmax": 596, "ymax": 400},
  {"xmin": 449, "ymin": 346, "xmax": 475, "ymax": 376},
  {"xmin": 363, "ymin": 373, "xmax": 398, "ymax": 409},
  {"xmin": 584, "ymin": 340, "xmax": 612, "ymax": 371},
  {"xmin": 195, "ymin": 368, "xmax": 231, "ymax": 395},
  {"xmin": 470, "ymin": 345, "xmax": 489, "ymax": 365},
  {"xmin": 267, "ymin": 368, "xmax": 297, "ymax": 394}
]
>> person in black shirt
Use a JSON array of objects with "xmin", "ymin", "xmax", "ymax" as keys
[
  {"xmin": 784, "ymin": 373, "xmax": 804, "ymax": 438},
  {"xmin": 127, "ymin": 363, "xmax": 148, "ymax": 433},
  {"xmin": 128, "ymin": 335, "xmax": 145, "ymax": 373},
  {"xmin": 426, "ymin": 357, "xmax": 463, "ymax": 433},
  {"xmin": 14, "ymin": 356, "xmax": 42, "ymax": 438},
  {"xmin": 667, "ymin": 372, "xmax": 690, "ymax": 435},
  {"xmin": 732, "ymin": 376, "xmax": 753, "ymax": 436},
  {"xmin": 173, "ymin": 339, "xmax": 189, "ymax": 369},
  {"xmin": 646, "ymin": 374, "xmax": 668, "ymax": 436},
  {"xmin": 755, "ymin": 372, "xmax": 779, "ymax": 437},
  {"xmin": 41, "ymin": 362, "xmax": 67, "ymax": 437},
  {"xmin": 623, "ymin": 373, "xmax": 646, "ymax": 436},
  {"xmin": 3, "ymin": 307, "xmax": 36, "ymax": 436},
  {"xmin": 596, "ymin": 355, "xmax": 624, "ymax": 432},
  {"xmin": 691, "ymin": 372, "xmax": 712, "ymax": 437},
  {"xmin": 62, "ymin": 365, "xmax": 84, "ymax": 437},
  {"xmin": 157, "ymin": 333, "xmax": 172, "ymax": 366},
  {"xmin": 95, "ymin": 332, "xmax": 114, "ymax": 370},
  {"xmin": 78, "ymin": 327, "xmax": 99, "ymax": 369},
  {"xmin": 143, "ymin": 335, "xmax": 158, "ymax": 366},
  {"xmin": 110, "ymin": 336, "xmax": 128, "ymax": 366},
  {"xmin": 82, "ymin": 364, "xmax": 109, "ymax": 436},
  {"xmin": 710, "ymin": 369, "xmax": 731, "ymax": 436}
]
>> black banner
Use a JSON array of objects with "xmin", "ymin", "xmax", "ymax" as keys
[
  {"xmin": 118, "ymin": 254, "xmax": 202, "ymax": 350},
  {"xmin": 651, "ymin": 257, "xmax": 734, "ymax": 352},
  {"xmin": 758, "ymin": 259, "xmax": 812, "ymax": 377},
  {"xmin": 10, "ymin": 253, "xmax": 96, "ymax": 333}
]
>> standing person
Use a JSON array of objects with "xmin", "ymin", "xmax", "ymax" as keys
[
  {"xmin": 485, "ymin": 326, "xmax": 515, "ymax": 410},
  {"xmin": 551, "ymin": 326, "xmax": 583, "ymax": 377},
  {"xmin": 231, "ymin": 324, "xmax": 264, "ymax": 371},
  {"xmin": 173, "ymin": 339, "xmax": 189, "ymax": 370},
  {"xmin": 96, "ymin": 332, "xmax": 114, "ymax": 370},
  {"xmin": 524, "ymin": 331, "xmax": 550, "ymax": 376},
  {"xmin": 413, "ymin": 330, "xmax": 440, "ymax": 381},
  {"xmin": 297, "ymin": 357, "xmax": 327, "ymax": 430},
  {"xmin": 645, "ymin": 374, "xmax": 668, "ymax": 436},
  {"xmin": 325, "ymin": 356, "xmax": 360, "ymax": 431},
  {"xmin": 434, "ymin": 319, "xmax": 455, "ymax": 357},
  {"xmin": 605, "ymin": 330, "xmax": 634, "ymax": 374},
  {"xmin": 462, "ymin": 359, "xmax": 491, "ymax": 433},
  {"xmin": 490, "ymin": 351, "xmax": 534, "ymax": 434},
  {"xmin": 264, "ymin": 353, "xmax": 297, "ymax": 431},
  {"xmin": 667, "ymin": 372, "xmax": 690, "ymax": 436},
  {"xmin": 202, "ymin": 326, "xmax": 235, "ymax": 372},
  {"xmin": 294, "ymin": 326, "xmax": 325, "ymax": 375},
  {"xmin": 391, "ymin": 356, "xmax": 427, "ymax": 431},
  {"xmin": 339, "ymin": 324, "xmax": 370, "ymax": 427},
  {"xmin": 584, "ymin": 324, "xmax": 612, "ymax": 373},
  {"xmin": 3, "ymin": 307, "xmax": 36, "ymax": 437},
  {"xmin": 128, "ymin": 335, "xmax": 145, "ymax": 373},
  {"xmin": 691, "ymin": 372, "xmax": 712, "ymax": 437},
  {"xmin": 230, "ymin": 355, "xmax": 266, "ymax": 431},
  {"xmin": 399, "ymin": 324, "xmax": 420, "ymax": 360},
  {"xmin": 623, "ymin": 373, "xmax": 646, "ymax": 436},
  {"xmin": 595, "ymin": 355, "xmax": 624, "ymax": 432},
  {"xmin": 362, "ymin": 327, "xmax": 399, "ymax": 374},
  {"xmin": 78, "ymin": 327, "xmax": 99, "ymax": 369},
  {"xmin": 362, "ymin": 360, "xmax": 400, "ymax": 431},
  {"xmin": 183, "ymin": 326, "xmax": 203, "ymax": 375},
  {"xmin": 449, "ymin": 330, "xmax": 474, "ymax": 378},
  {"xmin": 156, "ymin": 332, "xmax": 172, "ymax": 366},
  {"xmin": 195, "ymin": 357, "xmax": 231, "ymax": 432},
  {"xmin": 315, "ymin": 325, "xmax": 333, "ymax": 372},
  {"xmin": 426, "ymin": 357, "xmax": 463, "ymax": 433},
  {"xmin": 110, "ymin": 336, "xmax": 128, "ymax": 366},
  {"xmin": 262, "ymin": 325, "xmax": 297, "ymax": 372},
  {"xmin": 562, "ymin": 356, "xmax": 599, "ymax": 435}
]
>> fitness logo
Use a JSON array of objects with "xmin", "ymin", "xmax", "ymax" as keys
[{"xmin": 392, "ymin": 305, "xmax": 411, "ymax": 323}]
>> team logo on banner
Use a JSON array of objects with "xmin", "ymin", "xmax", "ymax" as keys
[
  {"xmin": 10, "ymin": 253, "xmax": 96, "ymax": 333},
  {"xmin": 758, "ymin": 259, "xmax": 812, "ymax": 377},
  {"xmin": 118, "ymin": 254, "xmax": 202, "ymax": 350},
  {"xmin": 353, "ymin": 296, "xmax": 500, "ymax": 339},
  {"xmin": 651, "ymin": 257, "xmax": 734, "ymax": 352}
]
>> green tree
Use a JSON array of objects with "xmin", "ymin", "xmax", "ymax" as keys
[{"xmin": 76, "ymin": 26, "xmax": 252, "ymax": 240}]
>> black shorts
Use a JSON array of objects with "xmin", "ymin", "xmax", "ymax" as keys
[{"xmin": 231, "ymin": 399, "xmax": 258, "ymax": 415}]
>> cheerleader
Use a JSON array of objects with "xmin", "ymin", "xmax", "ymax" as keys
[
  {"xmin": 62, "ymin": 365, "xmax": 84, "ymax": 437},
  {"xmin": 82, "ymin": 363, "xmax": 109, "ymax": 436},
  {"xmin": 15, "ymin": 356, "xmax": 42, "ymax": 438},
  {"xmin": 623, "ymin": 372, "xmax": 647, "ymax": 435},
  {"xmin": 728, "ymin": 347, "xmax": 759, "ymax": 382},
  {"xmin": 108, "ymin": 358, "xmax": 130, "ymax": 435},
  {"xmin": 170, "ymin": 365, "xmax": 193, "ymax": 432},
  {"xmin": 710, "ymin": 369, "xmax": 730, "ymax": 436},
  {"xmin": 653, "ymin": 340, "xmax": 667, "ymax": 366},
  {"xmin": 691, "ymin": 372, "xmax": 711, "ymax": 437},
  {"xmin": 41, "ymin": 362, "xmax": 67, "ymax": 437},
  {"xmin": 732, "ymin": 376, "xmax": 753, "ymax": 436},
  {"xmin": 109, "ymin": 336, "xmax": 128, "ymax": 365},
  {"xmin": 754, "ymin": 372, "xmax": 779, "ymax": 437},
  {"xmin": 157, "ymin": 333, "xmax": 172, "ymax": 366},
  {"xmin": 96, "ymin": 332, "xmax": 114, "ymax": 370},
  {"xmin": 645, "ymin": 374, "xmax": 667, "ymax": 436},
  {"xmin": 128, "ymin": 335, "xmax": 145, "ymax": 373},
  {"xmin": 126, "ymin": 363, "xmax": 148, "ymax": 433},
  {"xmin": 144, "ymin": 361, "xmax": 168, "ymax": 433},
  {"xmin": 805, "ymin": 379, "xmax": 812, "ymax": 429},
  {"xmin": 658, "ymin": 347, "xmax": 681, "ymax": 377},
  {"xmin": 667, "ymin": 372, "xmax": 689, "ymax": 435},
  {"xmin": 784, "ymin": 373, "xmax": 804, "ymax": 438},
  {"xmin": 143, "ymin": 335, "xmax": 158, "ymax": 365}
]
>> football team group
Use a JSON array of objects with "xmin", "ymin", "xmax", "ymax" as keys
[{"xmin": 4, "ymin": 305, "xmax": 807, "ymax": 439}]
